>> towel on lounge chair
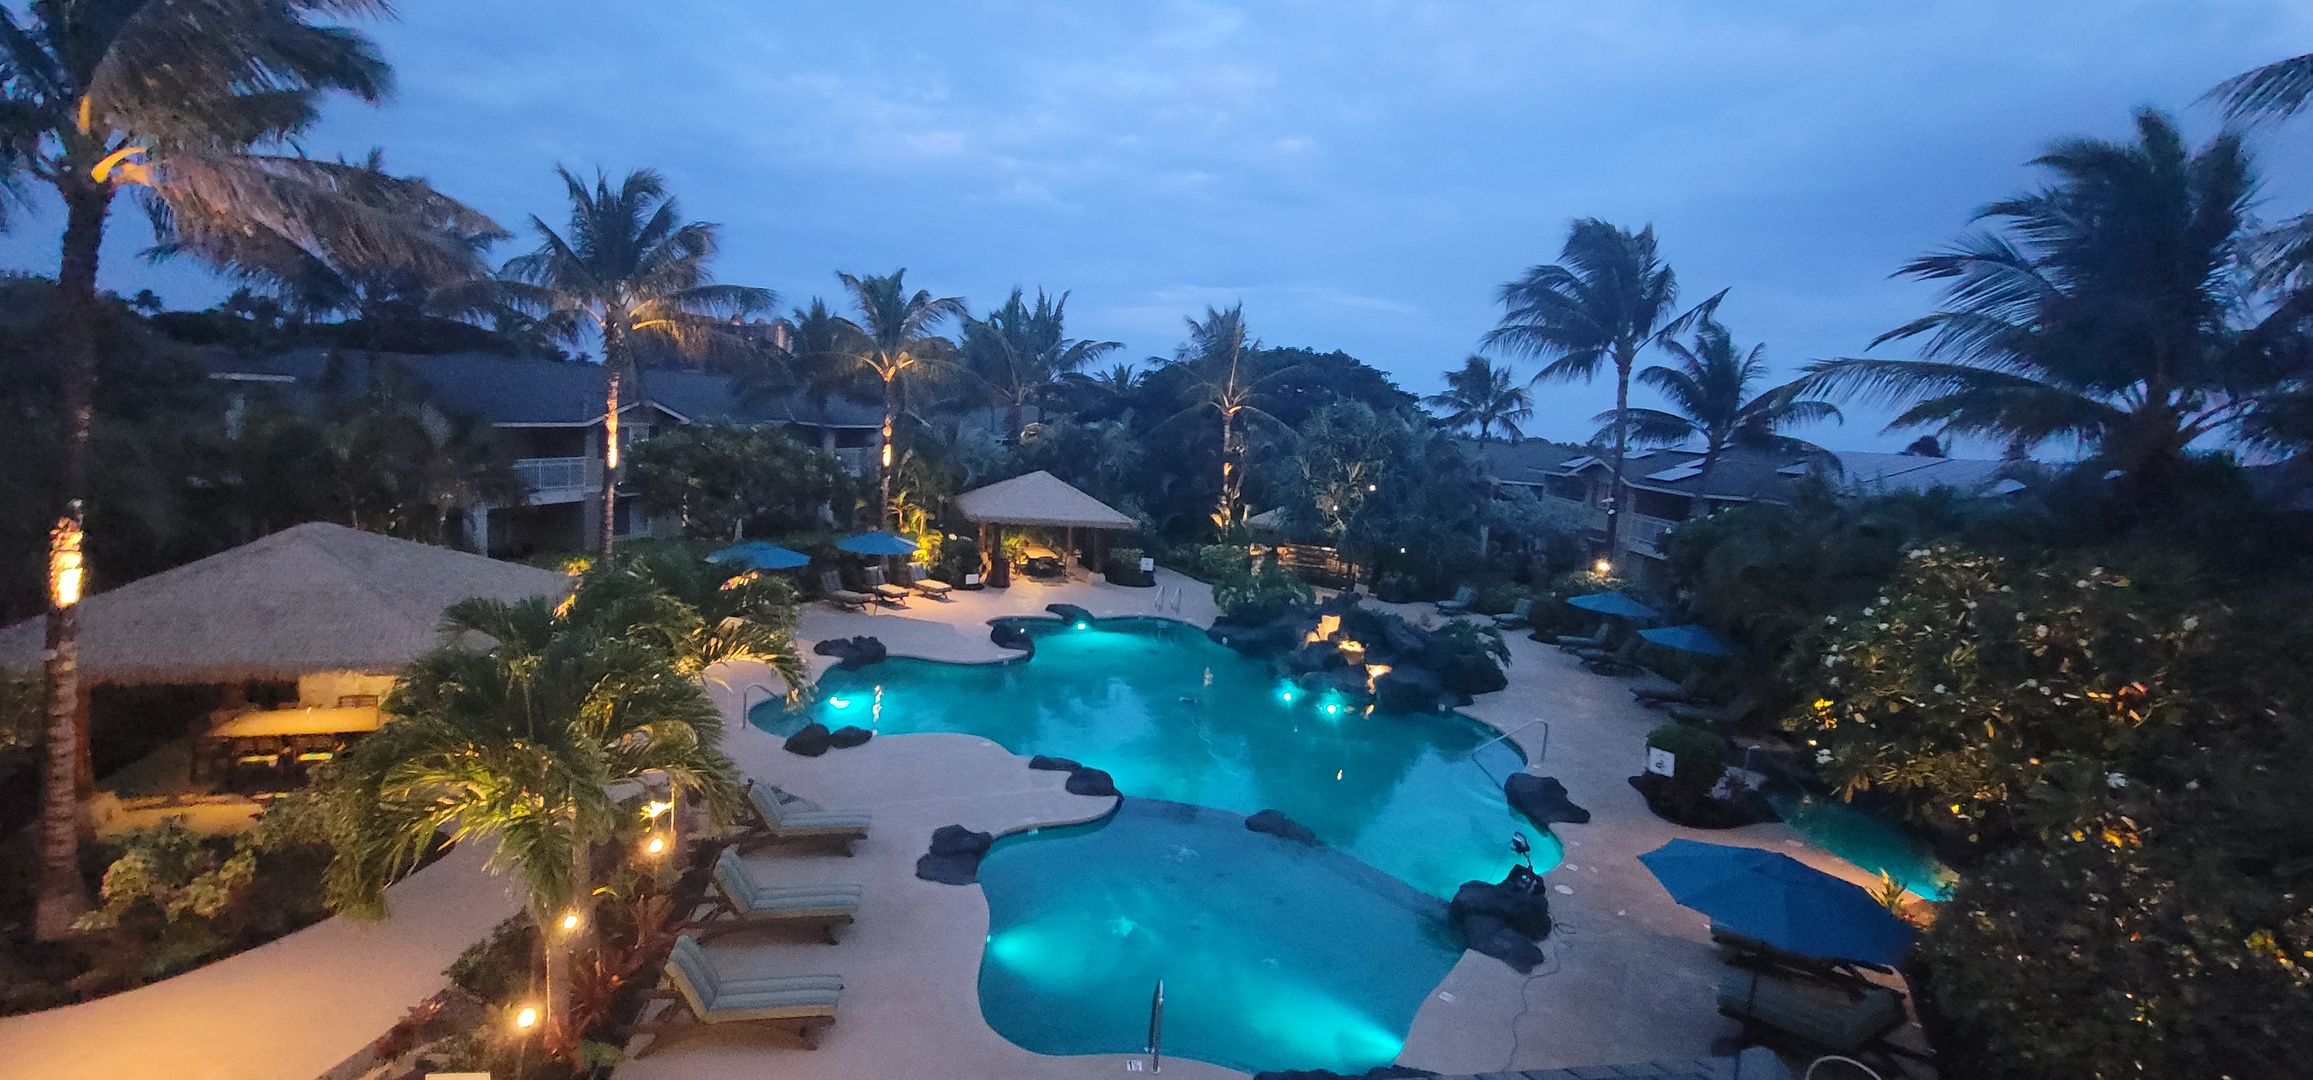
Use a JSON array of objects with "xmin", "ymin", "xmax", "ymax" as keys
[
  {"xmin": 862, "ymin": 566, "xmax": 911, "ymax": 607},
  {"xmin": 630, "ymin": 935, "xmax": 843, "ymax": 1056},
  {"xmin": 692, "ymin": 848, "xmax": 861, "ymax": 942},
  {"xmin": 1436, "ymin": 586, "xmax": 1477, "ymax": 614},
  {"xmin": 734, "ymin": 781, "xmax": 872, "ymax": 853},
  {"xmin": 907, "ymin": 563, "xmax": 953, "ymax": 599}
]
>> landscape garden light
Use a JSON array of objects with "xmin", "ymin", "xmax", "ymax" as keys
[
  {"xmin": 514, "ymin": 1005, "xmax": 540, "ymax": 1031},
  {"xmin": 645, "ymin": 835, "xmax": 667, "ymax": 856},
  {"xmin": 560, "ymin": 911, "xmax": 582, "ymax": 933},
  {"xmin": 48, "ymin": 515, "xmax": 83, "ymax": 608},
  {"xmin": 1593, "ymin": 558, "xmax": 1613, "ymax": 575}
]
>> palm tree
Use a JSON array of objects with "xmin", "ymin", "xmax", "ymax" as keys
[
  {"xmin": 1164, "ymin": 304, "xmax": 1298, "ymax": 530},
  {"xmin": 1484, "ymin": 220, "xmax": 1708, "ymax": 557},
  {"xmin": 835, "ymin": 269, "xmax": 965, "ymax": 528},
  {"xmin": 0, "ymin": 0, "xmax": 497, "ymax": 942},
  {"xmin": 504, "ymin": 168, "xmax": 775, "ymax": 556},
  {"xmin": 320, "ymin": 592, "xmax": 738, "ymax": 1058},
  {"xmin": 1423, "ymin": 355, "xmax": 1534, "ymax": 441},
  {"xmin": 960, "ymin": 287, "xmax": 1122, "ymax": 442},
  {"xmin": 574, "ymin": 547, "xmax": 809, "ymax": 695},
  {"xmin": 2209, "ymin": 52, "xmax": 2313, "ymax": 124},
  {"xmin": 1798, "ymin": 111, "xmax": 2304, "ymax": 488},
  {"xmin": 1603, "ymin": 319, "xmax": 1841, "ymax": 512}
]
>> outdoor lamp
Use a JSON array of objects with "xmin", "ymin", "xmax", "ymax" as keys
[
  {"xmin": 49, "ymin": 514, "xmax": 83, "ymax": 608},
  {"xmin": 1593, "ymin": 558, "xmax": 1613, "ymax": 575},
  {"xmin": 514, "ymin": 1005, "xmax": 540, "ymax": 1031},
  {"xmin": 645, "ymin": 835, "xmax": 667, "ymax": 856},
  {"xmin": 560, "ymin": 911, "xmax": 582, "ymax": 933}
]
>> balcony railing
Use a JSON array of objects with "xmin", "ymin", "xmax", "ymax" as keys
[
  {"xmin": 514, "ymin": 456, "xmax": 591, "ymax": 504},
  {"xmin": 1622, "ymin": 514, "xmax": 1680, "ymax": 558}
]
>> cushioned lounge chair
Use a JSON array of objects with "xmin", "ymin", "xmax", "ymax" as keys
[
  {"xmin": 1491, "ymin": 597, "xmax": 1534, "ymax": 630},
  {"xmin": 1634, "ymin": 670, "xmax": 1706, "ymax": 707},
  {"xmin": 861, "ymin": 566, "xmax": 910, "ymax": 608},
  {"xmin": 734, "ymin": 781, "xmax": 872, "ymax": 855},
  {"xmin": 1435, "ymin": 586, "xmax": 1477, "ymax": 615},
  {"xmin": 1552, "ymin": 621, "xmax": 1610, "ymax": 651},
  {"xmin": 690, "ymin": 848, "xmax": 861, "ymax": 943},
  {"xmin": 1667, "ymin": 692, "xmax": 1757, "ymax": 728},
  {"xmin": 1576, "ymin": 636, "xmax": 1642, "ymax": 674},
  {"xmin": 1716, "ymin": 966, "xmax": 1906, "ymax": 1056},
  {"xmin": 629, "ymin": 935, "xmax": 842, "ymax": 1056},
  {"xmin": 817, "ymin": 571, "xmax": 872, "ymax": 612},
  {"xmin": 907, "ymin": 563, "xmax": 953, "ymax": 600}
]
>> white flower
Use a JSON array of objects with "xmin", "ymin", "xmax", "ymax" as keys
[
  {"xmin": 2182, "ymin": 616, "xmax": 2199, "ymax": 631},
  {"xmin": 2074, "ymin": 579, "xmax": 2090, "ymax": 589},
  {"xmin": 2184, "ymin": 780, "xmax": 2200, "ymax": 791},
  {"xmin": 1932, "ymin": 684, "xmax": 1946, "ymax": 694},
  {"xmin": 1816, "ymin": 749, "xmax": 1834, "ymax": 765},
  {"xmin": 2105, "ymin": 772, "xmax": 2127, "ymax": 790},
  {"xmin": 1861, "ymin": 606, "xmax": 1875, "ymax": 616},
  {"xmin": 1825, "ymin": 615, "xmax": 1838, "ymax": 625},
  {"xmin": 1909, "ymin": 548, "xmax": 1929, "ymax": 559},
  {"xmin": 1963, "ymin": 600, "xmax": 1978, "ymax": 610},
  {"xmin": 1877, "ymin": 623, "xmax": 1889, "ymax": 631},
  {"xmin": 1828, "ymin": 677, "xmax": 1840, "ymax": 687},
  {"xmin": 2023, "ymin": 679, "xmax": 2037, "ymax": 688},
  {"xmin": 2035, "ymin": 625, "xmax": 2049, "ymax": 638},
  {"xmin": 2041, "ymin": 685, "xmax": 2053, "ymax": 695}
]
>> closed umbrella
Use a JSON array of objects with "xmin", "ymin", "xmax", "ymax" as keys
[
  {"xmin": 1638, "ymin": 839, "xmax": 1915, "ymax": 967},
  {"xmin": 835, "ymin": 531, "xmax": 921, "ymax": 556},
  {"xmin": 1565, "ymin": 592, "xmax": 1660, "ymax": 621},
  {"xmin": 1639, "ymin": 624, "xmax": 1735, "ymax": 657},
  {"xmin": 706, "ymin": 541, "xmax": 811, "ymax": 571}
]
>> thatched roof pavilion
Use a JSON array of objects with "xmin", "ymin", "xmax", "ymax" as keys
[
  {"xmin": 954, "ymin": 471, "xmax": 1134, "ymax": 585},
  {"xmin": 0, "ymin": 522, "xmax": 572, "ymax": 686}
]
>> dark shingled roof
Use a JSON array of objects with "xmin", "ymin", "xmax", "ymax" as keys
[{"xmin": 200, "ymin": 348, "xmax": 881, "ymax": 429}]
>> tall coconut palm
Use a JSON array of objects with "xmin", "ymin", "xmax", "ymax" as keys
[
  {"xmin": 960, "ymin": 287, "xmax": 1121, "ymax": 442},
  {"xmin": 320, "ymin": 592, "xmax": 738, "ymax": 1058},
  {"xmin": 504, "ymin": 168, "xmax": 775, "ymax": 556},
  {"xmin": 1602, "ymin": 319, "xmax": 1841, "ymax": 512},
  {"xmin": 1164, "ymin": 304, "xmax": 1299, "ymax": 530},
  {"xmin": 0, "ymin": 0, "xmax": 499, "ymax": 942},
  {"xmin": 835, "ymin": 269, "xmax": 964, "ymax": 527},
  {"xmin": 573, "ymin": 547, "xmax": 809, "ymax": 695},
  {"xmin": 1798, "ymin": 111, "xmax": 2305, "ymax": 488},
  {"xmin": 1423, "ymin": 355, "xmax": 1534, "ymax": 441},
  {"xmin": 1484, "ymin": 220, "xmax": 1709, "ymax": 557},
  {"xmin": 2209, "ymin": 52, "xmax": 2313, "ymax": 124}
]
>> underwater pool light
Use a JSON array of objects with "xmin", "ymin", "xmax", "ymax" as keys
[
  {"xmin": 828, "ymin": 696, "xmax": 852, "ymax": 709},
  {"xmin": 1076, "ymin": 622, "xmax": 1089, "ymax": 630}
]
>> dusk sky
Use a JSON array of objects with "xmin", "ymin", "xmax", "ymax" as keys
[{"xmin": 4, "ymin": 1, "xmax": 2310, "ymax": 451}]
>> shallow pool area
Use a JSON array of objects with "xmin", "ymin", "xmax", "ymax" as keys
[
  {"xmin": 978, "ymin": 799, "xmax": 1463, "ymax": 1075},
  {"xmin": 755, "ymin": 616, "xmax": 1558, "ymax": 1073},
  {"xmin": 760, "ymin": 617, "xmax": 1556, "ymax": 898},
  {"xmin": 1766, "ymin": 789, "xmax": 1956, "ymax": 899}
]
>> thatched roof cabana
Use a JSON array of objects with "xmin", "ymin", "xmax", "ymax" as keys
[
  {"xmin": 0, "ymin": 522, "xmax": 572, "ymax": 685},
  {"xmin": 955, "ymin": 471, "xmax": 1134, "ymax": 529}
]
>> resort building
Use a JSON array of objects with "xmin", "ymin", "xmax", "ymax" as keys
[
  {"xmin": 1476, "ymin": 440, "xmax": 2028, "ymax": 587},
  {"xmin": 200, "ymin": 349, "xmax": 884, "ymax": 557}
]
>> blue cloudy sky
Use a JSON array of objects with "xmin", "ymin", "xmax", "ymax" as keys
[{"xmin": 5, "ymin": 0, "xmax": 2311, "ymax": 450}]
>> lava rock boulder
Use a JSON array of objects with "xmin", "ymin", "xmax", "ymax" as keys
[
  {"xmin": 1045, "ymin": 603, "xmax": 1096, "ymax": 625},
  {"xmin": 1505, "ymin": 773, "xmax": 1591, "ymax": 826},
  {"xmin": 1449, "ymin": 874, "xmax": 1554, "ymax": 973},
  {"xmin": 1245, "ymin": 809, "xmax": 1320, "ymax": 845},
  {"xmin": 811, "ymin": 635, "xmax": 888, "ymax": 670},
  {"xmin": 1372, "ymin": 666, "xmax": 1447, "ymax": 714},
  {"xmin": 827, "ymin": 725, "xmax": 874, "ymax": 749},
  {"xmin": 915, "ymin": 824, "xmax": 996, "ymax": 885},
  {"xmin": 1028, "ymin": 755, "xmax": 1081, "ymax": 772},
  {"xmin": 783, "ymin": 723, "xmax": 833, "ymax": 757},
  {"xmin": 1064, "ymin": 766, "xmax": 1119, "ymax": 797},
  {"xmin": 991, "ymin": 622, "xmax": 1035, "ymax": 653}
]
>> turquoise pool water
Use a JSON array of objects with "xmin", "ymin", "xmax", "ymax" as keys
[
  {"xmin": 759, "ymin": 617, "xmax": 1555, "ymax": 898},
  {"xmin": 1766, "ymin": 790, "xmax": 1956, "ymax": 900},
  {"xmin": 979, "ymin": 800, "xmax": 1462, "ymax": 1075},
  {"xmin": 754, "ymin": 616, "xmax": 1559, "ymax": 1073}
]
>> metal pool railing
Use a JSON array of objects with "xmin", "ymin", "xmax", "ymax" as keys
[
  {"xmin": 1473, "ymin": 718, "xmax": 1549, "ymax": 785},
  {"xmin": 1147, "ymin": 979, "xmax": 1165, "ymax": 1072}
]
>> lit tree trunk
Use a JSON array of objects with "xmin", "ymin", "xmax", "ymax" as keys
[
  {"xmin": 600, "ymin": 362, "xmax": 621, "ymax": 559},
  {"xmin": 1006, "ymin": 399, "xmax": 1024, "ymax": 446},
  {"xmin": 1216, "ymin": 406, "xmax": 1239, "ymax": 530},
  {"xmin": 879, "ymin": 370, "xmax": 898, "ymax": 529},
  {"xmin": 35, "ymin": 175, "xmax": 116, "ymax": 941},
  {"xmin": 1602, "ymin": 342, "xmax": 1634, "ymax": 563}
]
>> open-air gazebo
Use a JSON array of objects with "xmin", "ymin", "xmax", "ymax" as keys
[
  {"xmin": 0, "ymin": 522, "xmax": 572, "ymax": 793},
  {"xmin": 954, "ymin": 470, "xmax": 1136, "ymax": 587}
]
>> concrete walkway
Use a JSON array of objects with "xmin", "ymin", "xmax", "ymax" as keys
[{"xmin": 0, "ymin": 838, "xmax": 523, "ymax": 1080}]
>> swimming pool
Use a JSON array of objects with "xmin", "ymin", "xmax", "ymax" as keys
[
  {"xmin": 754, "ymin": 616, "xmax": 1556, "ymax": 1072},
  {"xmin": 1766, "ymin": 789, "xmax": 1957, "ymax": 900}
]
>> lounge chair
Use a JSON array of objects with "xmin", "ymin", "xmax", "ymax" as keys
[
  {"xmin": 817, "ymin": 571, "xmax": 872, "ymax": 612},
  {"xmin": 1666, "ymin": 692, "xmax": 1757, "ymax": 727},
  {"xmin": 1716, "ymin": 966, "xmax": 1906, "ymax": 1056},
  {"xmin": 629, "ymin": 935, "xmax": 842, "ymax": 1056},
  {"xmin": 734, "ymin": 781, "xmax": 872, "ymax": 855},
  {"xmin": 690, "ymin": 848, "xmax": 861, "ymax": 943},
  {"xmin": 1435, "ymin": 586, "xmax": 1477, "ymax": 615},
  {"xmin": 907, "ymin": 563, "xmax": 953, "ymax": 600},
  {"xmin": 861, "ymin": 566, "xmax": 910, "ymax": 608},
  {"xmin": 1491, "ymin": 598, "xmax": 1534, "ymax": 630},
  {"xmin": 1576, "ymin": 636, "xmax": 1642, "ymax": 675},
  {"xmin": 1552, "ymin": 621, "xmax": 1610, "ymax": 651},
  {"xmin": 1634, "ymin": 670, "xmax": 1706, "ymax": 707}
]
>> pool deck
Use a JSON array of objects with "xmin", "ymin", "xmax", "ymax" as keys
[{"xmin": 659, "ymin": 574, "xmax": 1917, "ymax": 1078}]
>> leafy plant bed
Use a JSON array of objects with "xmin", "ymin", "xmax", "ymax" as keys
[
  {"xmin": 0, "ymin": 797, "xmax": 434, "ymax": 1017},
  {"xmin": 1628, "ymin": 772, "xmax": 1779, "ymax": 829}
]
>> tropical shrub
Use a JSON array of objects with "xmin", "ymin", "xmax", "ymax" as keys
[
  {"xmin": 625, "ymin": 424, "xmax": 841, "ymax": 541},
  {"xmin": 1212, "ymin": 559, "xmax": 1314, "ymax": 625},
  {"xmin": 1645, "ymin": 724, "xmax": 1730, "ymax": 799}
]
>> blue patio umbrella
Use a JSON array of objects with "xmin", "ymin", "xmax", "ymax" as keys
[
  {"xmin": 706, "ymin": 541, "xmax": 811, "ymax": 571},
  {"xmin": 836, "ymin": 530, "xmax": 921, "ymax": 557},
  {"xmin": 1565, "ymin": 592, "xmax": 1661, "ymax": 621},
  {"xmin": 1638, "ymin": 839, "xmax": 1916, "ymax": 967},
  {"xmin": 1640, "ymin": 624, "xmax": 1736, "ymax": 657}
]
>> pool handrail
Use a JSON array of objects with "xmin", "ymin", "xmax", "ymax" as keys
[{"xmin": 1474, "ymin": 718, "xmax": 1549, "ymax": 785}]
